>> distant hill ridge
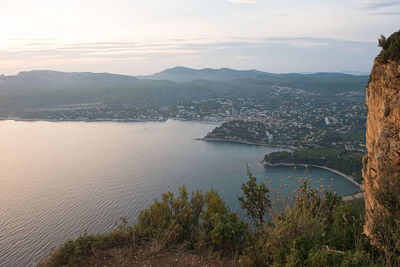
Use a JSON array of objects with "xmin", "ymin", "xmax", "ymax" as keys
[
  {"xmin": 138, "ymin": 66, "xmax": 368, "ymax": 83},
  {"xmin": 0, "ymin": 67, "xmax": 368, "ymax": 89},
  {"xmin": 0, "ymin": 67, "xmax": 369, "ymax": 117},
  {"xmin": 138, "ymin": 66, "xmax": 267, "ymax": 83}
]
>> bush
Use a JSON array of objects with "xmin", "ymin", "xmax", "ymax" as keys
[
  {"xmin": 241, "ymin": 176, "xmax": 376, "ymax": 266},
  {"xmin": 306, "ymin": 246, "xmax": 344, "ymax": 266},
  {"xmin": 238, "ymin": 166, "xmax": 270, "ymax": 226},
  {"xmin": 46, "ymin": 218, "xmax": 133, "ymax": 266},
  {"xmin": 134, "ymin": 186, "xmax": 246, "ymax": 254},
  {"xmin": 46, "ymin": 169, "xmax": 397, "ymax": 266},
  {"xmin": 133, "ymin": 185, "xmax": 201, "ymax": 246},
  {"xmin": 384, "ymin": 106, "xmax": 390, "ymax": 117},
  {"xmin": 341, "ymin": 250, "xmax": 375, "ymax": 267},
  {"xmin": 369, "ymin": 168, "xmax": 400, "ymax": 266},
  {"xmin": 378, "ymin": 30, "xmax": 400, "ymax": 63},
  {"xmin": 200, "ymin": 188, "xmax": 248, "ymax": 252}
]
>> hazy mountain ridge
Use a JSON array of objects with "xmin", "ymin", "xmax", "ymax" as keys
[
  {"xmin": 0, "ymin": 70, "xmax": 140, "ymax": 93},
  {"xmin": 141, "ymin": 67, "xmax": 369, "ymax": 94},
  {"xmin": 0, "ymin": 68, "xmax": 369, "ymax": 118},
  {"xmin": 138, "ymin": 66, "xmax": 268, "ymax": 83},
  {"xmin": 139, "ymin": 66, "xmax": 368, "ymax": 83}
]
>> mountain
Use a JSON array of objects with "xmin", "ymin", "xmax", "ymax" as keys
[
  {"xmin": 138, "ymin": 66, "xmax": 266, "ymax": 83},
  {"xmin": 338, "ymin": 70, "xmax": 371, "ymax": 76},
  {"xmin": 0, "ymin": 68, "xmax": 369, "ymax": 118},
  {"xmin": 140, "ymin": 67, "xmax": 369, "ymax": 94},
  {"xmin": 0, "ymin": 70, "xmax": 212, "ymax": 115},
  {"xmin": 0, "ymin": 70, "xmax": 143, "ymax": 95}
]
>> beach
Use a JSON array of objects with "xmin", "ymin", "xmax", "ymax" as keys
[{"xmin": 263, "ymin": 161, "xmax": 363, "ymax": 190}]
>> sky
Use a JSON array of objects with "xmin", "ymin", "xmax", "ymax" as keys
[{"xmin": 0, "ymin": 0, "xmax": 399, "ymax": 75}]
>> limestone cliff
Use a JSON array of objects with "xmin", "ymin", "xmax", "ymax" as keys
[{"xmin": 363, "ymin": 31, "xmax": 400, "ymax": 239}]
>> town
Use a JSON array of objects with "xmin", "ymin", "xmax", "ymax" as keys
[{"xmin": 15, "ymin": 86, "xmax": 366, "ymax": 154}]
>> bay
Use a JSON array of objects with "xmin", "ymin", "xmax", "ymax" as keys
[{"xmin": 0, "ymin": 119, "xmax": 360, "ymax": 266}]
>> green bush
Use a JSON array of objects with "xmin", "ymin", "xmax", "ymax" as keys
[
  {"xmin": 306, "ymin": 246, "xmax": 344, "ymax": 267},
  {"xmin": 46, "ymin": 168, "xmax": 399, "ymax": 266},
  {"xmin": 46, "ymin": 218, "xmax": 133, "ymax": 266},
  {"xmin": 240, "ymin": 176, "xmax": 377, "ymax": 266},
  {"xmin": 238, "ymin": 166, "xmax": 270, "ymax": 226},
  {"xmin": 369, "ymin": 168, "xmax": 400, "ymax": 266},
  {"xmin": 200, "ymin": 189, "xmax": 247, "ymax": 252},
  {"xmin": 327, "ymin": 200, "xmax": 365, "ymax": 251},
  {"xmin": 134, "ymin": 186, "xmax": 246, "ymax": 253},
  {"xmin": 384, "ymin": 106, "xmax": 390, "ymax": 117},
  {"xmin": 341, "ymin": 250, "xmax": 375, "ymax": 267},
  {"xmin": 378, "ymin": 30, "xmax": 400, "ymax": 62},
  {"xmin": 133, "ymin": 185, "xmax": 201, "ymax": 246}
]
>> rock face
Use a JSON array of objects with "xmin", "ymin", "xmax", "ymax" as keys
[{"xmin": 363, "ymin": 55, "xmax": 400, "ymax": 238}]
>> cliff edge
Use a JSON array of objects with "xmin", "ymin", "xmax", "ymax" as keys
[{"xmin": 363, "ymin": 30, "xmax": 400, "ymax": 240}]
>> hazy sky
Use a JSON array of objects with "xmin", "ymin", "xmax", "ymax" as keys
[{"xmin": 1, "ymin": 0, "xmax": 399, "ymax": 75}]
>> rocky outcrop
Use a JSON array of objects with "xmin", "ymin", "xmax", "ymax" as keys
[{"xmin": 363, "ymin": 37, "xmax": 400, "ymax": 239}]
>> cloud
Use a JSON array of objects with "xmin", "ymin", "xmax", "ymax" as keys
[
  {"xmin": 273, "ymin": 12, "xmax": 289, "ymax": 17},
  {"xmin": 367, "ymin": 11, "xmax": 400, "ymax": 15},
  {"xmin": 352, "ymin": 0, "xmax": 400, "ymax": 18},
  {"xmin": 363, "ymin": 0, "xmax": 400, "ymax": 10},
  {"xmin": 0, "ymin": 36, "xmax": 379, "ymax": 75},
  {"xmin": 356, "ymin": 0, "xmax": 400, "ymax": 13},
  {"xmin": 227, "ymin": 0, "xmax": 257, "ymax": 4},
  {"xmin": 0, "ymin": 40, "xmax": 200, "ymax": 62}
]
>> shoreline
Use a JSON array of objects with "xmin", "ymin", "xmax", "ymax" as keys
[
  {"xmin": 195, "ymin": 137, "xmax": 297, "ymax": 150},
  {"xmin": 0, "ymin": 117, "xmax": 169, "ymax": 123},
  {"xmin": 342, "ymin": 191, "xmax": 364, "ymax": 201},
  {"xmin": 263, "ymin": 161, "xmax": 363, "ymax": 190},
  {"xmin": 0, "ymin": 117, "xmax": 224, "ymax": 125}
]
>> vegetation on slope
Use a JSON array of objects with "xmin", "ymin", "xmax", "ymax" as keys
[
  {"xmin": 378, "ymin": 30, "xmax": 400, "ymax": 63},
  {"xmin": 0, "ymin": 70, "xmax": 369, "ymax": 118},
  {"xmin": 368, "ymin": 167, "xmax": 400, "ymax": 263},
  {"xmin": 42, "ymin": 167, "xmax": 400, "ymax": 266}
]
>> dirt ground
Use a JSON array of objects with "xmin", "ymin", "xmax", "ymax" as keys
[{"xmin": 75, "ymin": 246, "xmax": 236, "ymax": 267}]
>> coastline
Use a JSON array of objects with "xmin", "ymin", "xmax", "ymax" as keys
[
  {"xmin": 0, "ymin": 117, "xmax": 169, "ymax": 123},
  {"xmin": 0, "ymin": 117, "xmax": 224, "ymax": 125},
  {"xmin": 342, "ymin": 191, "xmax": 364, "ymax": 201},
  {"xmin": 195, "ymin": 137, "xmax": 297, "ymax": 150},
  {"xmin": 263, "ymin": 161, "xmax": 363, "ymax": 190}
]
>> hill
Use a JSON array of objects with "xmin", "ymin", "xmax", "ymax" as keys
[
  {"xmin": 0, "ymin": 68, "xmax": 368, "ymax": 119},
  {"xmin": 140, "ymin": 67, "xmax": 368, "ymax": 95},
  {"xmin": 138, "ymin": 66, "xmax": 267, "ymax": 83}
]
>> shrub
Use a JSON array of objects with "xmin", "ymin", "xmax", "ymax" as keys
[
  {"xmin": 238, "ymin": 166, "xmax": 270, "ymax": 226},
  {"xmin": 369, "ymin": 168, "xmax": 400, "ymax": 266},
  {"xmin": 384, "ymin": 106, "xmax": 390, "ymax": 117},
  {"xmin": 341, "ymin": 250, "xmax": 375, "ymax": 267},
  {"xmin": 133, "ymin": 185, "xmax": 203, "ymax": 246},
  {"xmin": 378, "ymin": 34, "xmax": 386, "ymax": 48},
  {"xmin": 46, "ymin": 169, "xmax": 397, "ymax": 266},
  {"xmin": 240, "ymin": 176, "xmax": 375, "ymax": 266},
  {"xmin": 198, "ymin": 188, "xmax": 247, "ymax": 252},
  {"xmin": 306, "ymin": 246, "xmax": 344, "ymax": 267},
  {"xmin": 378, "ymin": 30, "xmax": 400, "ymax": 63},
  {"xmin": 46, "ymin": 218, "xmax": 133, "ymax": 266},
  {"xmin": 199, "ymin": 211, "xmax": 247, "ymax": 252},
  {"xmin": 133, "ymin": 186, "xmax": 246, "ymax": 254}
]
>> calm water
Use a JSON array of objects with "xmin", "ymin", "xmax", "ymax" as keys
[{"xmin": 0, "ymin": 119, "xmax": 360, "ymax": 266}]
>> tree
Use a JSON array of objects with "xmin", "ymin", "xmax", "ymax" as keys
[
  {"xmin": 378, "ymin": 34, "xmax": 386, "ymax": 48},
  {"xmin": 238, "ymin": 166, "xmax": 271, "ymax": 226}
]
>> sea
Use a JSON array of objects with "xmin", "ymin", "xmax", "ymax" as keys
[{"xmin": 0, "ymin": 119, "xmax": 360, "ymax": 266}]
